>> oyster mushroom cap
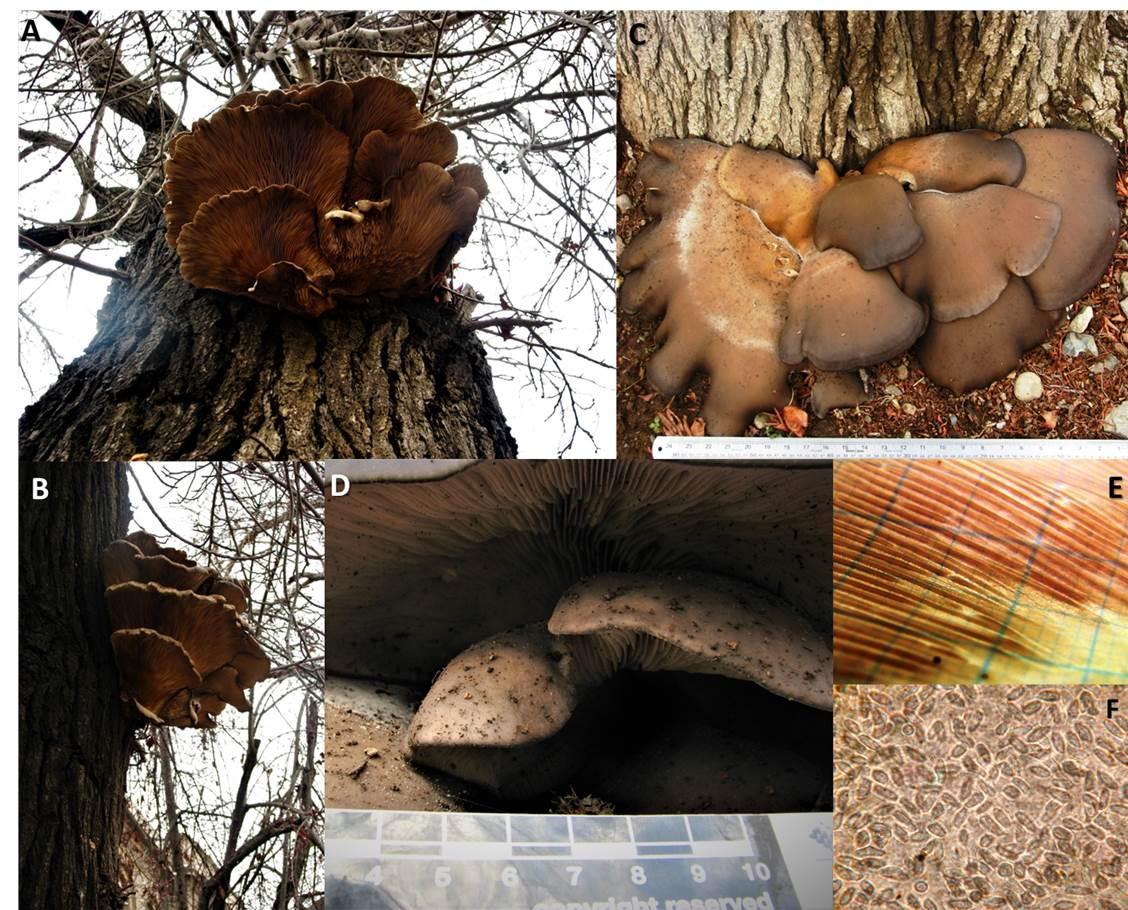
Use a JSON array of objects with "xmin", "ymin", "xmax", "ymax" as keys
[
  {"xmin": 890, "ymin": 185, "xmax": 1061, "ymax": 322},
  {"xmin": 106, "ymin": 581, "xmax": 268, "ymax": 682},
  {"xmin": 619, "ymin": 138, "xmax": 799, "ymax": 435},
  {"xmin": 716, "ymin": 144, "xmax": 839, "ymax": 253},
  {"xmin": 405, "ymin": 624, "xmax": 594, "ymax": 798},
  {"xmin": 814, "ymin": 173, "xmax": 924, "ymax": 269},
  {"xmin": 102, "ymin": 538, "xmax": 213, "ymax": 591},
  {"xmin": 862, "ymin": 129, "xmax": 1026, "ymax": 192},
  {"xmin": 781, "ymin": 248, "xmax": 928, "ymax": 371},
  {"xmin": 111, "ymin": 628, "xmax": 202, "ymax": 727},
  {"xmin": 1006, "ymin": 128, "xmax": 1120, "ymax": 312},
  {"xmin": 914, "ymin": 276, "xmax": 1059, "ymax": 394},
  {"xmin": 547, "ymin": 571, "xmax": 831, "ymax": 710}
]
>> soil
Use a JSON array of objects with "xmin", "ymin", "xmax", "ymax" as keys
[
  {"xmin": 326, "ymin": 677, "xmax": 474, "ymax": 813},
  {"xmin": 616, "ymin": 138, "xmax": 1128, "ymax": 459}
]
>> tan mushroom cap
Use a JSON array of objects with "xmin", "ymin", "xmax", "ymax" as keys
[
  {"xmin": 106, "ymin": 581, "xmax": 267, "ymax": 682},
  {"xmin": 408, "ymin": 624, "xmax": 580, "ymax": 749},
  {"xmin": 111, "ymin": 628, "xmax": 202, "ymax": 726},
  {"xmin": 890, "ymin": 185, "xmax": 1061, "ymax": 322},
  {"xmin": 1007, "ymin": 128, "xmax": 1119, "ymax": 312},
  {"xmin": 814, "ymin": 174, "xmax": 924, "ymax": 269},
  {"xmin": 199, "ymin": 666, "xmax": 251, "ymax": 713},
  {"xmin": 619, "ymin": 138, "xmax": 797, "ymax": 435},
  {"xmin": 124, "ymin": 531, "xmax": 195, "ymax": 567},
  {"xmin": 202, "ymin": 577, "xmax": 250, "ymax": 614},
  {"xmin": 862, "ymin": 130, "xmax": 1026, "ymax": 192},
  {"xmin": 809, "ymin": 370, "xmax": 870, "ymax": 418},
  {"xmin": 405, "ymin": 624, "xmax": 593, "ymax": 797},
  {"xmin": 780, "ymin": 248, "xmax": 927, "ymax": 371},
  {"xmin": 716, "ymin": 144, "xmax": 839, "ymax": 253},
  {"xmin": 914, "ymin": 277, "xmax": 1059, "ymax": 394},
  {"xmin": 547, "ymin": 571, "xmax": 831, "ymax": 710},
  {"xmin": 102, "ymin": 539, "xmax": 213, "ymax": 590}
]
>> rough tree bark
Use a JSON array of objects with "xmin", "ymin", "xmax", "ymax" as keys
[
  {"xmin": 20, "ymin": 462, "xmax": 133, "ymax": 910},
  {"xmin": 618, "ymin": 11, "xmax": 1128, "ymax": 169},
  {"xmin": 19, "ymin": 223, "xmax": 517, "ymax": 460}
]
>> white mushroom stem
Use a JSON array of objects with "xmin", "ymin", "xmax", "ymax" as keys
[
  {"xmin": 355, "ymin": 198, "xmax": 391, "ymax": 213},
  {"xmin": 324, "ymin": 208, "xmax": 363, "ymax": 223}
]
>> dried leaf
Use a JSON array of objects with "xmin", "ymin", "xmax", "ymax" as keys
[{"xmin": 782, "ymin": 406, "xmax": 809, "ymax": 437}]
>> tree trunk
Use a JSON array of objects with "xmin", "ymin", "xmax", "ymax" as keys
[
  {"xmin": 20, "ymin": 462, "xmax": 133, "ymax": 910},
  {"xmin": 617, "ymin": 11, "xmax": 1128, "ymax": 169},
  {"xmin": 19, "ymin": 223, "xmax": 517, "ymax": 460}
]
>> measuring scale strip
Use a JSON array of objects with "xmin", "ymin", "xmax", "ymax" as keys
[
  {"xmin": 652, "ymin": 436, "xmax": 1128, "ymax": 460},
  {"xmin": 325, "ymin": 810, "xmax": 832, "ymax": 910}
]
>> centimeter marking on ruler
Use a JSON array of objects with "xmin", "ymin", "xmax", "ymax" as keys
[{"xmin": 652, "ymin": 437, "xmax": 1128, "ymax": 460}]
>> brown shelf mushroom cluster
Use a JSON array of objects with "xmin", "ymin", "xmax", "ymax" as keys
[
  {"xmin": 164, "ymin": 77, "xmax": 488, "ymax": 316},
  {"xmin": 406, "ymin": 570, "xmax": 831, "ymax": 800},
  {"xmin": 102, "ymin": 531, "xmax": 270, "ymax": 728},
  {"xmin": 621, "ymin": 128, "xmax": 1119, "ymax": 435}
]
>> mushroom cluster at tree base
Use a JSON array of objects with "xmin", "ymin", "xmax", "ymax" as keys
[
  {"xmin": 163, "ymin": 77, "xmax": 488, "ymax": 317},
  {"xmin": 102, "ymin": 531, "xmax": 270, "ymax": 728},
  {"xmin": 620, "ymin": 128, "xmax": 1119, "ymax": 435}
]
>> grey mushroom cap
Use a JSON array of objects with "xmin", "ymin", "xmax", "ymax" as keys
[
  {"xmin": 1006, "ymin": 128, "xmax": 1119, "ymax": 312},
  {"xmin": 814, "ymin": 174, "xmax": 924, "ymax": 269},
  {"xmin": 405, "ymin": 623, "xmax": 597, "ymax": 799},
  {"xmin": 547, "ymin": 571, "xmax": 831, "ymax": 710}
]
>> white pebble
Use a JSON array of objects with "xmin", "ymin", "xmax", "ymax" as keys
[{"xmin": 1013, "ymin": 372, "xmax": 1043, "ymax": 401}]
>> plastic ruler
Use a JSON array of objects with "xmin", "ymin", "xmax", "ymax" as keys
[
  {"xmin": 325, "ymin": 809, "xmax": 832, "ymax": 910},
  {"xmin": 652, "ymin": 436, "xmax": 1128, "ymax": 460}
]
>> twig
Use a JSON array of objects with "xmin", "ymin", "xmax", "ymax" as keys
[{"xmin": 17, "ymin": 234, "xmax": 129, "ymax": 280}]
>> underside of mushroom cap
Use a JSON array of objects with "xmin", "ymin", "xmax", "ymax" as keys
[
  {"xmin": 1007, "ymin": 128, "xmax": 1120, "ymax": 312},
  {"xmin": 163, "ymin": 102, "xmax": 350, "ymax": 246},
  {"xmin": 320, "ymin": 162, "xmax": 482, "ymax": 300},
  {"xmin": 327, "ymin": 461, "xmax": 832, "ymax": 683},
  {"xmin": 175, "ymin": 185, "xmax": 337, "ymax": 316},
  {"xmin": 862, "ymin": 129, "xmax": 1026, "ymax": 192},
  {"xmin": 814, "ymin": 174, "xmax": 924, "ymax": 269},
  {"xmin": 890, "ymin": 185, "xmax": 1061, "ymax": 322},
  {"xmin": 106, "ymin": 581, "xmax": 267, "ymax": 682},
  {"xmin": 781, "ymin": 248, "xmax": 928, "ymax": 371},
  {"xmin": 914, "ymin": 277, "xmax": 1060, "ymax": 394},
  {"xmin": 405, "ymin": 624, "xmax": 598, "ymax": 798},
  {"xmin": 111, "ymin": 628, "xmax": 202, "ymax": 727},
  {"xmin": 547, "ymin": 571, "xmax": 831, "ymax": 710}
]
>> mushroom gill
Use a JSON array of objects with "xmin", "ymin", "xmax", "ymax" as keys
[
  {"xmin": 163, "ymin": 76, "xmax": 487, "ymax": 316},
  {"xmin": 621, "ymin": 127, "xmax": 1119, "ymax": 432},
  {"xmin": 102, "ymin": 534, "xmax": 269, "ymax": 727}
]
